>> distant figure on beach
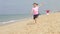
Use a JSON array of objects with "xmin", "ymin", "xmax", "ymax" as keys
[
  {"xmin": 32, "ymin": 3, "xmax": 39, "ymax": 23},
  {"xmin": 46, "ymin": 10, "xmax": 50, "ymax": 15}
]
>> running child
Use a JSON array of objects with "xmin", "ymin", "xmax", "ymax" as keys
[{"xmin": 32, "ymin": 3, "xmax": 39, "ymax": 23}]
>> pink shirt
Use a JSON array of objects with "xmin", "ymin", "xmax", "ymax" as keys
[{"xmin": 32, "ymin": 6, "xmax": 39, "ymax": 15}]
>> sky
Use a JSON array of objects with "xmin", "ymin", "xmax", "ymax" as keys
[{"xmin": 0, "ymin": 0, "xmax": 60, "ymax": 14}]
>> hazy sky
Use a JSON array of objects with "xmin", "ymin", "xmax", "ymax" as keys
[{"xmin": 0, "ymin": 0, "xmax": 60, "ymax": 14}]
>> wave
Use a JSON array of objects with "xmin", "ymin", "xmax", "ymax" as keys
[
  {"xmin": 0, "ymin": 17, "xmax": 31, "ymax": 25},
  {"xmin": 0, "ymin": 20, "xmax": 18, "ymax": 25}
]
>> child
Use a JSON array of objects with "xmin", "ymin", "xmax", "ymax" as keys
[
  {"xmin": 32, "ymin": 3, "xmax": 39, "ymax": 23},
  {"xmin": 46, "ymin": 10, "xmax": 50, "ymax": 15}
]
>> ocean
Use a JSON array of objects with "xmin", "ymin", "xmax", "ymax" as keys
[{"xmin": 0, "ymin": 14, "xmax": 31, "ymax": 25}]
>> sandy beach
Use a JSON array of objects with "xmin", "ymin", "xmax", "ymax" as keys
[{"xmin": 0, "ymin": 12, "xmax": 60, "ymax": 34}]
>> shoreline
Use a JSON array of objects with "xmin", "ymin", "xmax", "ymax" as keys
[{"xmin": 0, "ymin": 16, "xmax": 32, "ymax": 26}]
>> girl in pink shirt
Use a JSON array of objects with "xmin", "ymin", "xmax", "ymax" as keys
[{"xmin": 32, "ymin": 3, "xmax": 39, "ymax": 23}]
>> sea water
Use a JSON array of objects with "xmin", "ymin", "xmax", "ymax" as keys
[{"xmin": 0, "ymin": 14, "xmax": 31, "ymax": 25}]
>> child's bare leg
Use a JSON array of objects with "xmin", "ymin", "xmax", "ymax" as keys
[
  {"xmin": 34, "ymin": 18, "xmax": 37, "ymax": 23},
  {"xmin": 34, "ymin": 19, "xmax": 36, "ymax": 23}
]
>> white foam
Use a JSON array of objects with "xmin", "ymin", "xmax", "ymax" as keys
[{"xmin": 0, "ymin": 20, "xmax": 18, "ymax": 25}]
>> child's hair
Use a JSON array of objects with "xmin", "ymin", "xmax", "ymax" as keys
[{"xmin": 33, "ymin": 3, "xmax": 38, "ymax": 5}]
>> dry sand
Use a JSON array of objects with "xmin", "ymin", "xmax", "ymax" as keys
[{"xmin": 0, "ymin": 12, "xmax": 60, "ymax": 34}]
